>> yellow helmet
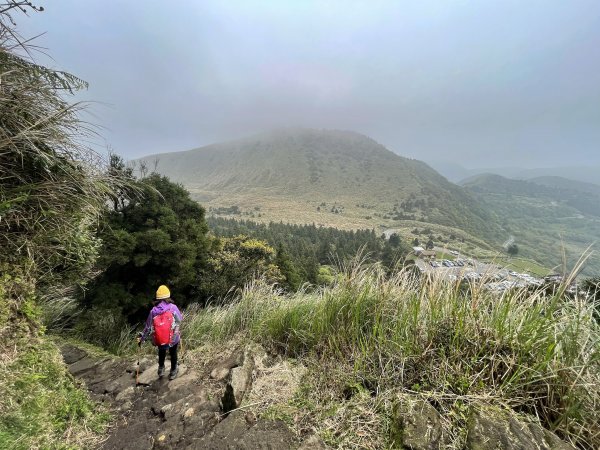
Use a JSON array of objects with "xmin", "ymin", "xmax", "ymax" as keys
[{"xmin": 156, "ymin": 285, "xmax": 170, "ymax": 300}]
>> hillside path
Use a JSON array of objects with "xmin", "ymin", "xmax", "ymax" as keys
[{"xmin": 60, "ymin": 344, "xmax": 322, "ymax": 450}]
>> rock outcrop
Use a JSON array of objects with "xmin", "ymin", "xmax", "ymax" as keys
[
  {"xmin": 390, "ymin": 395, "xmax": 576, "ymax": 450},
  {"xmin": 466, "ymin": 408, "xmax": 576, "ymax": 450},
  {"xmin": 62, "ymin": 344, "xmax": 575, "ymax": 450},
  {"xmin": 392, "ymin": 397, "xmax": 446, "ymax": 449},
  {"xmin": 60, "ymin": 344, "xmax": 308, "ymax": 449}
]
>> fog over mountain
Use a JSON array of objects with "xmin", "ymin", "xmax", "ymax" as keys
[{"xmin": 18, "ymin": 0, "xmax": 600, "ymax": 168}]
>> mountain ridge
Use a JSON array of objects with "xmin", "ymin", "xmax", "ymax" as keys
[
  {"xmin": 461, "ymin": 173, "xmax": 600, "ymax": 274},
  {"xmin": 136, "ymin": 128, "xmax": 500, "ymax": 242},
  {"xmin": 429, "ymin": 160, "xmax": 600, "ymax": 186}
]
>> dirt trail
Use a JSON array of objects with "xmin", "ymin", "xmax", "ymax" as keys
[{"xmin": 60, "ymin": 344, "xmax": 322, "ymax": 450}]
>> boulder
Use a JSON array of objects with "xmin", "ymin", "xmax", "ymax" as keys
[
  {"xmin": 211, "ymin": 366, "xmax": 231, "ymax": 381},
  {"xmin": 155, "ymin": 390, "xmax": 214, "ymax": 421},
  {"xmin": 466, "ymin": 408, "xmax": 576, "ymax": 450},
  {"xmin": 68, "ymin": 357, "xmax": 100, "ymax": 375},
  {"xmin": 222, "ymin": 351, "xmax": 255, "ymax": 412},
  {"xmin": 130, "ymin": 357, "xmax": 153, "ymax": 376},
  {"xmin": 187, "ymin": 411, "xmax": 298, "ymax": 450},
  {"xmin": 210, "ymin": 347, "xmax": 245, "ymax": 380},
  {"xmin": 115, "ymin": 386, "xmax": 135, "ymax": 402},
  {"xmin": 117, "ymin": 400, "xmax": 132, "ymax": 412},
  {"xmin": 61, "ymin": 344, "xmax": 88, "ymax": 364},
  {"xmin": 153, "ymin": 394, "xmax": 221, "ymax": 449},
  {"xmin": 104, "ymin": 372, "xmax": 136, "ymax": 395},
  {"xmin": 392, "ymin": 397, "xmax": 445, "ymax": 450},
  {"xmin": 167, "ymin": 369, "xmax": 196, "ymax": 391},
  {"xmin": 136, "ymin": 363, "xmax": 159, "ymax": 385}
]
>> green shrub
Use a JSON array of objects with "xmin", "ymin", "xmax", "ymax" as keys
[{"xmin": 73, "ymin": 307, "xmax": 137, "ymax": 356}]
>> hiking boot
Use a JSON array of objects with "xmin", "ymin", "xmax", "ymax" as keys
[
  {"xmin": 168, "ymin": 366, "xmax": 179, "ymax": 380},
  {"xmin": 157, "ymin": 366, "xmax": 165, "ymax": 378}
]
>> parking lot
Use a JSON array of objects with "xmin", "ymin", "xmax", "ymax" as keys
[{"xmin": 414, "ymin": 255, "xmax": 544, "ymax": 292}]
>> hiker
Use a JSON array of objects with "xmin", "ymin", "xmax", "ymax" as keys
[{"xmin": 138, "ymin": 285, "xmax": 182, "ymax": 380}]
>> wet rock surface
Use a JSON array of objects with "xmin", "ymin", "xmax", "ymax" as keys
[{"xmin": 60, "ymin": 344, "xmax": 306, "ymax": 450}]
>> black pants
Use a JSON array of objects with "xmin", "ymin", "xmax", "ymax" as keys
[{"xmin": 158, "ymin": 343, "xmax": 178, "ymax": 371}]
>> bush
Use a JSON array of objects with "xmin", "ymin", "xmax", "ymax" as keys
[{"xmin": 74, "ymin": 307, "xmax": 137, "ymax": 356}]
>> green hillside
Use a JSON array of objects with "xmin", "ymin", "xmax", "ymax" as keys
[
  {"xmin": 138, "ymin": 128, "xmax": 501, "ymax": 244},
  {"xmin": 462, "ymin": 174, "xmax": 600, "ymax": 275},
  {"xmin": 529, "ymin": 175, "xmax": 600, "ymax": 195},
  {"xmin": 464, "ymin": 173, "xmax": 600, "ymax": 217}
]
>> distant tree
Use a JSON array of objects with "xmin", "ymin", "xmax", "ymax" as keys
[
  {"xmin": 201, "ymin": 235, "xmax": 281, "ymax": 301},
  {"xmin": 206, "ymin": 217, "xmax": 409, "ymax": 284},
  {"xmin": 426, "ymin": 239, "xmax": 434, "ymax": 250},
  {"xmin": 316, "ymin": 266, "xmax": 335, "ymax": 285},
  {"xmin": 507, "ymin": 244, "xmax": 519, "ymax": 256},
  {"xmin": 318, "ymin": 240, "xmax": 335, "ymax": 263},
  {"xmin": 275, "ymin": 244, "xmax": 301, "ymax": 291},
  {"xmin": 389, "ymin": 233, "xmax": 401, "ymax": 248}
]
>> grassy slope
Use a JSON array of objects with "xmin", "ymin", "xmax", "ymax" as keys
[
  {"xmin": 0, "ymin": 336, "xmax": 109, "ymax": 450},
  {"xmin": 182, "ymin": 264, "xmax": 600, "ymax": 449},
  {"xmin": 462, "ymin": 174, "xmax": 600, "ymax": 275},
  {"xmin": 529, "ymin": 176, "xmax": 600, "ymax": 196},
  {"xmin": 0, "ymin": 274, "xmax": 109, "ymax": 450}
]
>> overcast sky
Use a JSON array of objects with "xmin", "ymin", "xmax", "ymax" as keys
[{"xmin": 17, "ymin": 0, "xmax": 600, "ymax": 168}]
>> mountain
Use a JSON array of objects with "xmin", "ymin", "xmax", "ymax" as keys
[
  {"xmin": 426, "ymin": 161, "xmax": 523, "ymax": 184},
  {"xmin": 138, "ymin": 128, "xmax": 500, "ymax": 245},
  {"xmin": 516, "ymin": 167, "xmax": 600, "ymax": 186},
  {"xmin": 462, "ymin": 174, "xmax": 600, "ymax": 217},
  {"xmin": 528, "ymin": 176, "xmax": 600, "ymax": 196},
  {"xmin": 429, "ymin": 160, "xmax": 600, "ymax": 186},
  {"xmin": 461, "ymin": 174, "xmax": 600, "ymax": 274}
]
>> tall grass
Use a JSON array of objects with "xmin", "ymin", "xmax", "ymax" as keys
[{"xmin": 183, "ymin": 260, "xmax": 600, "ymax": 448}]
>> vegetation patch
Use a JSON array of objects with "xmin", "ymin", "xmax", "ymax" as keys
[
  {"xmin": 183, "ymin": 262, "xmax": 600, "ymax": 448},
  {"xmin": 0, "ymin": 335, "xmax": 109, "ymax": 450}
]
